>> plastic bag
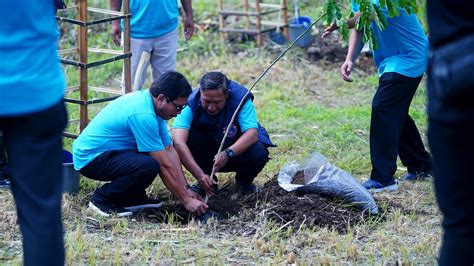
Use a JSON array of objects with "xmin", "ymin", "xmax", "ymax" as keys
[{"xmin": 278, "ymin": 152, "xmax": 378, "ymax": 214}]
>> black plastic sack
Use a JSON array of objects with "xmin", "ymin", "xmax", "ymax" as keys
[{"xmin": 278, "ymin": 152, "xmax": 378, "ymax": 214}]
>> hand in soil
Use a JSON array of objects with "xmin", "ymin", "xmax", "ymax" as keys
[
  {"xmin": 186, "ymin": 187, "xmax": 204, "ymax": 201},
  {"xmin": 341, "ymin": 60, "xmax": 354, "ymax": 82},
  {"xmin": 183, "ymin": 197, "xmax": 208, "ymax": 216},
  {"xmin": 212, "ymin": 151, "xmax": 229, "ymax": 173},
  {"xmin": 197, "ymin": 174, "xmax": 217, "ymax": 196}
]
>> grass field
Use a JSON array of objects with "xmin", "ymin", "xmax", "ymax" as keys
[{"xmin": 0, "ymin": 0, "xmax": 441, "ymax": 264}]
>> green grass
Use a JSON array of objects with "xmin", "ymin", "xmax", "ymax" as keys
[{"xmin": 0, "ymin": 0, "xmax": 440, "ymax": 264}]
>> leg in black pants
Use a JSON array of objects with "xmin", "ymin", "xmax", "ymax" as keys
[
  {"xmin": 0, "ymin": 101, "xmax": 67, "ymax": 266},
  {"xmin": 428, "ymin": 42, "xmax": 474, "ymax": 264},
  {"xmin": 80, "ymin": 150, "xmax": 160, "ymax": 212},
  {"xmin": 187, "ymin": 130, "xmax": 269, "ymax": 191},
  {"xmin": 221, "ymin": 142, "xmax": 269, "ymax": 187},
  {"xmin": 0, "ymin": 131, "xmax": 10, "ymax": 186},
  {"xmin": 370, "ymin": 73, "xmax": 431, "ymax": 185}
]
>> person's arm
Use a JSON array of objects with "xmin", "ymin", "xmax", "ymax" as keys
[
  {"xmin": 180, "ymin": 0, "xmax": 194, "ymax": 40},
  {"xmin": 172, "ymin": 129, "xmax": 217, "ymax": 195},
  {"xmin": 340, "ymin": 28, "xmax": 364, "ymax": 82},
  {"xmin": 164, "ymin": 144, "xmax": 204, "ymax": 200},
  {"xmin": 110, "ymin": 0, "xmax": 122, "ymax": 46},
  {"xmin": 212, "ymin": 128, "xmax": 258, "ymax": 173},
  {"xmin": 149, "ymin": 149, "xmax": 208, "ymax": 215},
  {"xmin": 321, "ymin": 12, "xmax": 361, "ymax": 38},
  {"xmin": 213, "ymin": 100, "xmax": 259, "ymax": 172}
]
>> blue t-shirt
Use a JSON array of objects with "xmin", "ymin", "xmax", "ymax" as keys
[
  {"xmin": 353, "ymin": 1, "xmax": 428, "ymax": 77},
  {"xmin": 124, "ymin": 0, "xmax": 179, "ymax": 39},
  {"xmin": 172, "ymin": 99, "xmax": 259, "ymax": 132},
  {"xmin": 72, "ymin": 90, "xmax": 172, "ymax": 170},
  {"xmin": 0, "ymin": 1, "xmax": 64, "ymax": 116}
]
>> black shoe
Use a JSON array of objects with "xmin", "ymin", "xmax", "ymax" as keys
[
  {"xmin": 402, "ymin": 170, "xmax": 433, "ymax": 181},
  {"xmin": 236, "ymin": 182, "xmax": 259, "ymax": 195},
  {"xmin": 116, "ymin": 196, "xmax": 163, "ymax": 211},
  {"xmin": 0, "ymin": 178, "xmax": 10, "ymax": 188},
  {"xmin": 88, "ymin": 199, "xmax": 132, "ymax": 217},
  {"xmin": 195, "ymin": 209, "xmax": 223, "ymax": 224}
]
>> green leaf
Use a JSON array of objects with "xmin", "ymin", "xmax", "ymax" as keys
[
  {"xmin": 341, "ymin": 23, "xmax": 349, "ymax": 41},
  {"xmin": 370, "ymin": 28, "xmax": 378, "ymax": 50},
  {"xmin": 373, "ymin": 4, "xmax": 388, "ymax": 30}
]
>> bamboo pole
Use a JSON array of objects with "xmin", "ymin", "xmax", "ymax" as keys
[
  {"xmin": 78, "ymin": 0, "xmax": 88, "ymax": 131},
  {"xmin": 218, "ymin": 0, "xmax": 225, "ymax": 44},
  {"xmin": 123, "ymin": 0, "xmax": 132, "ymax": 93},
  {"xmin": 255, "ymin": 1, "xmax": 262, "ymax": 47},
  {"xmin": 282, "ymin": 0, "xmax": 289, "ymax": 39}
]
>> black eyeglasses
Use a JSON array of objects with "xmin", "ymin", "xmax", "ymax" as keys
[{"xmin": 166, "ymin": 97, "xmax": 187, "ymax": 112}]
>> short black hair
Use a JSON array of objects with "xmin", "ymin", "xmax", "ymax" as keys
[
  {"xmin": 199, "ymin": 71, "xmax": 230, "ymax": 93},
  {"xmin": 150, "ymin": 71, "xmax": 192, "ymax": 100}
]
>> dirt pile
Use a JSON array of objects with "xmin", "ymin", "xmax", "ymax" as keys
[
  {"xmin": 144, "ymin": 177, "xmax": 366, "ymax": 233},
  {"xmin": 305, "ymin": 31, "xmax": 377, "ymax": 75},
  {"xmin": 239, "ymin": 178, "xmax": 364, "ymax": 233}
]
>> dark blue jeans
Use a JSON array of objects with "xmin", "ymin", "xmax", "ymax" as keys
[
  {"xmin": 428, "ymin": 34, "xmax": 474, "ymax": 265},
  {"xmin": 187, "ymin": 130, "xmax": 269, "ymax": 186},
  {"xmin": 370, "ymin": 72, "xmax": 432, "ymax": 184},
  {"xmin": 79, "ymin": 150, "xmax": 160, "ymax": 202},
  {"xmin": 0, "ymin": 101, "xmax": 67, "ymax": 266}
]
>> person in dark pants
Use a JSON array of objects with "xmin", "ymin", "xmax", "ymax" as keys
[
  {"xmin": 172, "ymin": 72, "xmax": 275, "ymax": 196},
  {"xmin": 0, "ymin": 132, "xmax": 10, "ymax": 188},
  {"xmin": 427, "ymin": 0, "xmax": 474, "ymax": 264},
  {"xmin": 324, "ymin": 2, "xmax": 432, "ymax": 192},
  {"xmin": 73, "ymin": 71, "xmax": 208, "ymax": 217},
  {"xmin": 0, "ymin": 1, "xmax": 67, "ymax": 265}
]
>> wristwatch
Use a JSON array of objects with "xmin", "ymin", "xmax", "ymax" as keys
[{"xmin": 224, "ymin": 148, "xmax": 235, "ymax": 160}]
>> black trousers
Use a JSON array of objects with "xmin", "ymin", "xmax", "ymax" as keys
[
  {"xmin": 0, "ymin": 101, "xmax": 67, "ymax": 266},
  {"xmin": 187, "ymin": 130, "xmax": 269, "ymax": 186},
  {"xmin": 428, "ymin": 34, "xmax": 474, "ymax": 265},
  {"xmin": 370, "ymin": 72, "xmax": 432, "ymax": 184},
  {"xmin": 0, "ymin": 131, "xmax": 8, "ymax": 178},
  {"xmin": 80, "ymin": 150, "xmax": 159, "ymax": 202}
]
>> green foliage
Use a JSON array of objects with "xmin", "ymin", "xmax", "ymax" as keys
[{"xmin": 322, "ymin": 0, "xmax": 419, "ymax": 50}]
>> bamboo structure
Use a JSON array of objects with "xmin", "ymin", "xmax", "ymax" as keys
[
  {"xmin": 218, "ymin": 0, "xmax": 289, "ymax": 47},
  {"xmin": 56, "ymin": 0, "xmax": 132, "ymax": 138}
]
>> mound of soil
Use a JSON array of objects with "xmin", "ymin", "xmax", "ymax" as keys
[
  {"xmin": 240, "ymin": 178, "xmax": 364, "ymax": 233},
  {"xmin": 143, "ymin": 177, "xmax": 365, "ymax": 233},
  {"xmin": 306, "ymin": 33, "xmax": 377, "ymax": 75}
]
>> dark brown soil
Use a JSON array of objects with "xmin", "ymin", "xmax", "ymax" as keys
[
  {"xmin": 239, "ymin": 178, "xmax": 364, "ymax": 233},
  {"xmin": 305, "ymin": 30, "xmax": 377, "ymax": 75},
  {"xmin": 292, "ymin": 170, "xmax": 306, "ymax": 185},
  {"xmin": 138, "ymin": 177, "xmax": 366, "ymax": 234}
]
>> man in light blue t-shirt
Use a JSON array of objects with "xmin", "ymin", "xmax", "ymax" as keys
[
  {"xmin": 110, "ymin": 0, "xmax": 194, "ymax": 90},
  {"xmin": 172, "ymin": 72, "xmax": 275, "ymax": 197},
  {"xmin": 323, "ymin": 2, "xmax": 432, "ymax": 192},
  {"xmin": 73, "ymin": 71, "xmax": 207, "ymax": 217},
  {"xmin": 0, "ymin": 1, "xmax": 67, "ymax": 264}
]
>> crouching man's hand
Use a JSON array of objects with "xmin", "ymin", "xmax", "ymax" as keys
[
  {"xmin": 182, "ymin": 197, "xmax": 208, "ymax": 216},
  {"xmin": 197, "ymin": 174, "xmax": 217, "ymax": 196}
]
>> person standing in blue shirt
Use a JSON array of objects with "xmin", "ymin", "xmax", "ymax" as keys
[
  {"xmin": 172, "ymin": 72, "xmax": 275, "ymax": 196},
  {"xmin": 110, "ymin": 0, "xmax": 194, "ymax": 91},
  {"xmin": 73, "ymin": 71, "xmax": 208, "ymax": 217},
  {"xmin": 0, "ymin": 1, "xmax": 67, "ymax": 265},
  {"xmin": 323, "ymin": 1, "xmax": 432, "ymax": 192}
]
